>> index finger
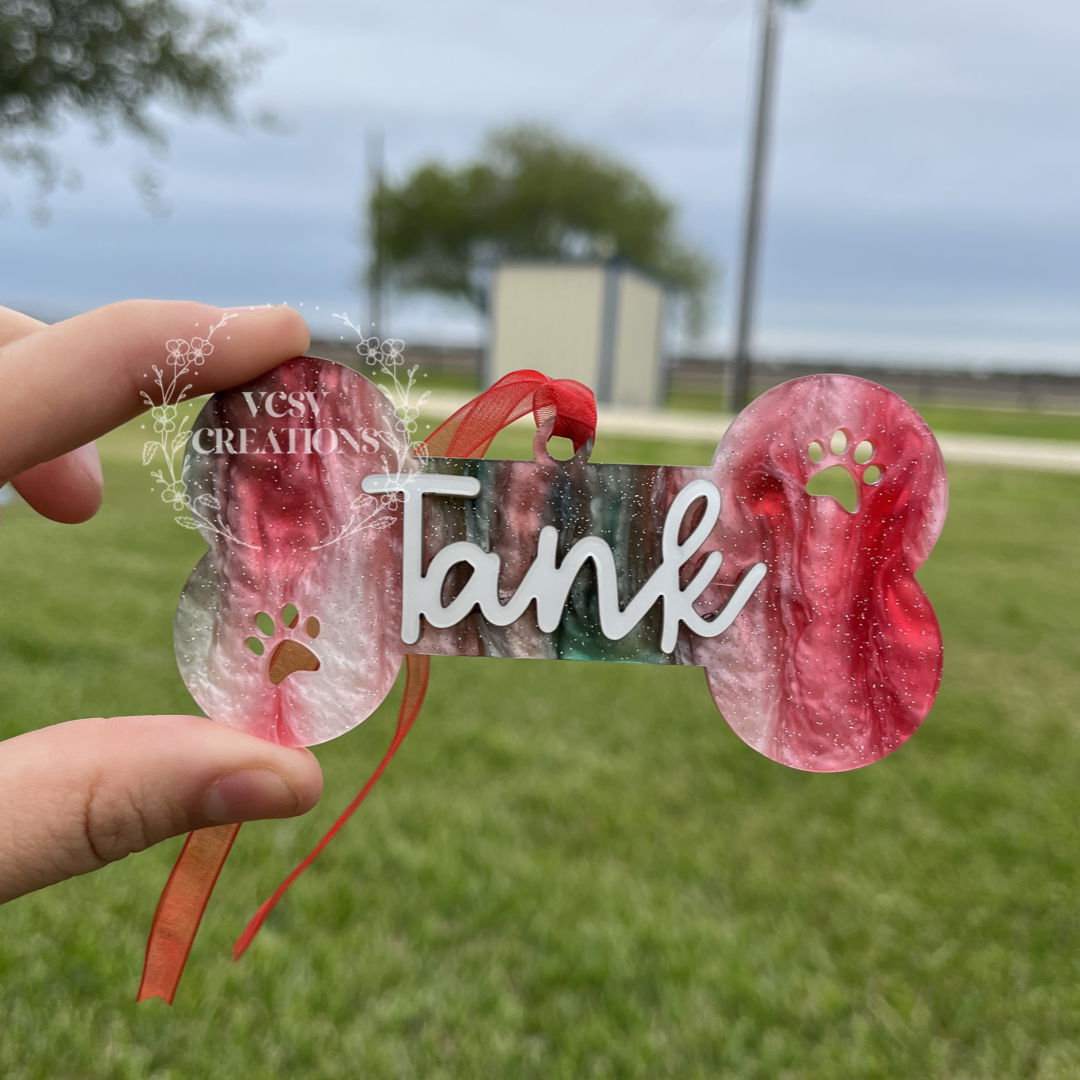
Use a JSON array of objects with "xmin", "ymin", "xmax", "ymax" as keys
[
  {"xmin": 0, "ymin": 306, "xmax": 46, "ymax": 346},
  {"xmin": 0, "ymin": 300, "xmax": 309, "ymax": 482}
]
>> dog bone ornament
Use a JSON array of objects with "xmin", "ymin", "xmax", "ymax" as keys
[{"xmin": 175, "ymin": 356, "xmax": 947, "ymax": 772}]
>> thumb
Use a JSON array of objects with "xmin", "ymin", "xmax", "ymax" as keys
[{"xmin": 0, "ymin": 715, "xmax": 322, "ymax": 904}]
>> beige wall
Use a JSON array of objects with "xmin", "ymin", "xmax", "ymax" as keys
[
  {"xmin": 488, "ymin": 262, "xmax": 665, "ymax": 408},
  {"xmin": 612, "ymin": 272, "xmax": 665, "ymax": 408},
  {"xmin": 489, "ymin": 264, "xmax": 606, "ymax": 387}
]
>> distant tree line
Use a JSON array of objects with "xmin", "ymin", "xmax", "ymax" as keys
[{"xmin": 368, "ymin": 125, "xmax": 715, "ymax": 335}]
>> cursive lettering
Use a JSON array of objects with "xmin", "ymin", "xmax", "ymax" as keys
[{"xmin": 361, "ymin": 473, "xmax": 766, "ymax": 652}]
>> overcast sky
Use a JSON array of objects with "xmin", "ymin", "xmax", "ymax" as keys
[{"xmin": 2, "ymin": 0, "xmax": 1079, "ymax": 368}]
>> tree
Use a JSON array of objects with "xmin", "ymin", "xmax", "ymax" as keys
[
  {"xmin": 369, "ymin": 124, "xmax": 715, "ymax": 335},
  {"xmin": 0, "ymin": 0, "xmax": 265, "ymax": 218}
]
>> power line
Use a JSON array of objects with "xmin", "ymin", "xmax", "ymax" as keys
[
  {"xmin": 560, "ymin": 0, "xmax": 742, "ymax": 127},
  {"xmin": 365, "ymin": 128, "xmax": 385, "ymax": 339},
  {"xmin": 604, "ymin": 5, "xmax": 744, "ymax": 128}
]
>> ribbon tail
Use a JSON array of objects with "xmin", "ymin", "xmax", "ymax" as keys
[
  {"xmin": 136, "ymin": 821, "xmax": 242, "ymax": 1004},
  {"xmin": 233, "ymin": 653, "xmax": 431, "ymax": 960}
]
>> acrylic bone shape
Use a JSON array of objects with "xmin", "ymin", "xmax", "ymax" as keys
[{"xmin": 175, "ymin": 356, "xmax": 947, "ymax": 772}]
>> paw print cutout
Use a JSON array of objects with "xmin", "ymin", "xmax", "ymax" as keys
[
  {"xmin": 805, "ymin": 429, "xmax": 884, "ymax": 512},
  {"xmin": 246, "ymin": 604, "xmax": 321, "ymax": 686}
]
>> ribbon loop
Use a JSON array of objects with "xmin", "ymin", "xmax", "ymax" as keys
[{"xmin": 421, "ymin": 370, "xmax": 597, "ymax": 458}]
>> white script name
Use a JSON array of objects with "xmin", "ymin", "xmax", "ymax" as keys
[{"xmin": 361, "ymin": 473, "xmax": 767, "ymax": 653}]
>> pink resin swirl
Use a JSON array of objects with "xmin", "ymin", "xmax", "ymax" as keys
[{"xmin": 694, "ymin": 374, "xmax": 947, "ymax": 771}]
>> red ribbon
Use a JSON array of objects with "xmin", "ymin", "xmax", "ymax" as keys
[
  {"xmin": 421, "ymin": 369, "xmax": 596, "ymax": 458},
  {"xmin": 233, "ymin": 654, "xmax": 430, "ymax": 959},
  {"xmin": 138, "ymin": 369, "xmax": 597, "ymax": 1003}
]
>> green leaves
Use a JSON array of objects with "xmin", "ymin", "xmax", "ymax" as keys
[
  {"xmin": 0, "ymin": 0, "xmax": 264, "ymax": 211},
  {"xmin": 369, "ymin": 123, "xmax": 715, "ymax": 334}
]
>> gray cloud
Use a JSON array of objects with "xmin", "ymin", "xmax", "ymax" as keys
[{"xmin": 1, "ymin": 0, "xmax": 1077, "ymax": 367}]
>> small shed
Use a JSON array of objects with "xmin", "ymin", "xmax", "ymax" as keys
[{"xmin": 487, "ymin": 261, "xmax": 667, "ymax": 408}]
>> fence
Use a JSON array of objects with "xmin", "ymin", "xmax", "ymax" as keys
[
  {"xmin": 311, "ymin": 340, "xmax": 1080, "ymax": 413},
  {"xmin": 669, "ymin": 358, "xmax": 1080, "ymax": 413}
]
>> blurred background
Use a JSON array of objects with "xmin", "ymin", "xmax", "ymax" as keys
[{"xmin": 4, "ymin": 0, "xmax": 1080, "ymax": 409}]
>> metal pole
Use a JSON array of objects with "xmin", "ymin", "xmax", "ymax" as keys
[
  {"xmin": 729, "ymin": 0, "xmax": 783, "ymax": 414},
  {"xmin": 365, "ymin": 129, "xmax": 385, "ymax": 339}
]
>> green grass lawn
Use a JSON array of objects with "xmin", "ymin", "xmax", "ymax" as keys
[
  {"xmin": 906, "ymin": 404, "xmax": 1080, "ymax": 442},
  {"xmin": 2, "ymin": 423, "xmax": 1080, "ymax": 1079},
  {"xmin": 668, "ymin": 387, "xmax": 1080, "ymax": 443}
]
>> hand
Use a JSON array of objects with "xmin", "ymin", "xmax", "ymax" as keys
[{"xmin": 0, "ymin": 301, "xmax": 323, "ymax": 905}]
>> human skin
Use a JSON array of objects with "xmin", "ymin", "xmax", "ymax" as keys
[{"xmin": 0, "ymin": 300, "xmax": 323, "ymax": 905}]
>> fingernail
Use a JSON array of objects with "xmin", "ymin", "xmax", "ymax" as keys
[
  {"xmin": 204, "ymin": 769, "xmax": 300, "ymax": 823},
  {"xmin": 71, "ymin": 441, "xmax": 103, "ymax": 491}
]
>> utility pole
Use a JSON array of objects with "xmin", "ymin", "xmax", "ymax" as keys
[
  {"xmin": 365, "ymin": 129, "xmax": 385, "ymax": 339},
  {"xmin": 729, "ymin": 0, "xmax": 800, "ymax": 413}
]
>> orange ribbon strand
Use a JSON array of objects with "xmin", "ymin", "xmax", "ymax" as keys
[{"xmin": 136, "ymin": 822, "xmax": 242, "ymax": 1003}]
